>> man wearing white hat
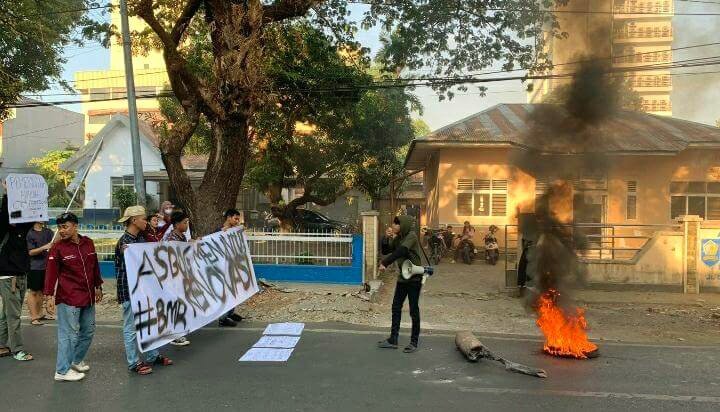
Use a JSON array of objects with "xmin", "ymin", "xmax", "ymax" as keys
[{"xmin": 115, "ymin": 206, "xmax": 174, "ymax": 376}]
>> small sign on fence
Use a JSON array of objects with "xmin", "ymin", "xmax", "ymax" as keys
[
  {"xmin": 5, "ymin": 174, "xmax": 49, "ymax": 224},
  {"xmin": 124, "ymin": 227, "xmax": 258, "ymax": 351}
]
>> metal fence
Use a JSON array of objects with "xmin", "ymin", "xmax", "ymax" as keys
[
  {"xmin": 245, "ymin": 231, "xmax": 354, "ymax": 266},
  {"xmin": 81, "ymin": 228, "xmax": 354, "ymax": 267}
]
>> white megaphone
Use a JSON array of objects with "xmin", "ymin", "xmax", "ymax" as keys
[{"xmin": 401, "ymin": 260, "xmax": 434, "ymax": 283}]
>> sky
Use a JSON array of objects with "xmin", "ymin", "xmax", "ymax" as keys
[{"xmin": 34, "ymin": 3, "xmax": 720, "ymax": 131}]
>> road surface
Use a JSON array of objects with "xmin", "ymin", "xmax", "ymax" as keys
[{"xmin": 1, "ymin": 321, "xmax": 718, "ymax": 411}]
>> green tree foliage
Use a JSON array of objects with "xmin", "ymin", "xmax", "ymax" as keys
[
  {"xmin": 0, "ymin": 1, "xmax": 110, "ymax": 119},
  {"xmin": 128, "ymin": 0, "xmax": 563, "ymax": 234},
  {"xmin": 245, "ymin": 23, "xmax": 418, "ymax": 227},
  {"xmin": 27, "ymin": 148, "xmax": 78, "ymax": 207},
  {"xmin": 113, "ymin": 186, "xmax": 136, "ymax": 214}
]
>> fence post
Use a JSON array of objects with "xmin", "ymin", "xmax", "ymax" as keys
[
  {"xmin": 361, "ymin": 211, "xmax": 380, "ymax": 283},
  {"xmin": 679, "ymin": 215, "xmax": 703, "ymax": 294}
]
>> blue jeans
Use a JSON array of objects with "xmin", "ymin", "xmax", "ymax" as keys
[
  {"xmin": 56, "ymin": 304, "xmax": 96, "ymax": 374},
  {"xmin": 122, "ymin": 301, "xmax": 159, "ymax": 369}
]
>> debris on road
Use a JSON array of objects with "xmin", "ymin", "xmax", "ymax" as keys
[{"xmin": 455, "ymin": 331, "xmax": 548, "ymax": 378}]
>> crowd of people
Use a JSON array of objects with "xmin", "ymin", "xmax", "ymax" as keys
[{"xmin": 0, "ymin": 189, "xmax": 246, "ymax": 382}]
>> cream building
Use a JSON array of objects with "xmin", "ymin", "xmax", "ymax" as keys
[
  {"xmin": 528, "ymin": 0, "xmax": 674, "ymax": 116},
  {"xmin": 75, "ymin": 0, "xmax": 169, "ymax": 140}
]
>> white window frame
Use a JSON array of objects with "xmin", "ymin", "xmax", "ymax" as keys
[
  {"xmin": 456, "ymin": 178, "xmax": 508, "ymax": 217},
  {"xmin": 670, "ymin": 181, "xmax": 720, "ymax": 220}
]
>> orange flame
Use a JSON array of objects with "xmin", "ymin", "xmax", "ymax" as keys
[{"xmin": 536, "ymin": 289, "xmax": 598, "ymax": 359}]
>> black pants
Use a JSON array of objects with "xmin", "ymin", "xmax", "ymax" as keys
[{"xmin": 390, "ymin": 280, "xmax": 422, "ymax": 345}]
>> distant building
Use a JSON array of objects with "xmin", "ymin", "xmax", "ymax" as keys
[
  {"xmin": 528, "ymin": 0, "xmax": 674, "ymax": 116},
  {"xmin": 0, "ymin": 99, "xmax": 84, "ymax": 180},
  {"xmin": 74, "ymin": 0, "xmax": 169, "ymax": 141},
  {"xmin": 406, "ymin": 103, "xmax": 720, "ymax": 230}
]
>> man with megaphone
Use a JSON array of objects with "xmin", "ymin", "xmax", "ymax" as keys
[{"xmin": 377, "ymin": 215, "xmax": 432, "ymax": 353}]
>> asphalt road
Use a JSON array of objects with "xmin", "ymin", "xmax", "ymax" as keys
[{"xmin": 1, "ymin": 321, "xmax": 719, "ymax": 412}]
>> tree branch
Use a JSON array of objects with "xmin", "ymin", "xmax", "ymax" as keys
[
  {"xmin": 263, "ymin": 0, "xmax": 324, "ymax": 23},
  {"xmin": 171, "ymin": 0, "xmax": 203, "ymax": 44},
  {"xmin": 135, "ymin": 0, "xmax": 223, "ymax": 118}
]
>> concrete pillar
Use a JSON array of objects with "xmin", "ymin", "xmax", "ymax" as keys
[
  {"xmin": 361, "ymin": 211, "xmax": 380, "ymax": 282},
  {"xmin": 679, "ymin": 215, "xmax": 703, "ymax": 294}
]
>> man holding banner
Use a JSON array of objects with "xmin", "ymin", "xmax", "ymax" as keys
[{"xmin": 115, "ymin": 206, "xmax": 174, "ymax": 375}]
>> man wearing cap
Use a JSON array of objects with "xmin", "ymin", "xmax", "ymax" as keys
[
  {"xmin": 115, "ymin": 206, "xmax": 174, "ymax": 375},
  {"xmin": 44, "ymin": 212, "xmax": 103, "ymax": 381}
]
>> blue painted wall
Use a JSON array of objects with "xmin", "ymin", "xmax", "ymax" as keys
[{"xmin": 101, "ymin": 235, "xmax": 364, "ymax": 285}]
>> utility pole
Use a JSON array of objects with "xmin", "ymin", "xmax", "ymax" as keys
[{"xmin": 120, "ymin": 0, "xmax": 146, "ymax": 206}]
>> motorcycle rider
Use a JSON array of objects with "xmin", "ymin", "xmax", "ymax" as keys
[{"xmin": 484, "ymin": 225, "xmax": 500, "ymax": 264}]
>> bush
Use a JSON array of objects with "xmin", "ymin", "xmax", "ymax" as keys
[
  {"xmin": 113, "ymin": 186, "xmax": 136, "ymax": 214},
  {"xmin": 295, "ymin": 251, "xmax": 315, "ymax": 265}
]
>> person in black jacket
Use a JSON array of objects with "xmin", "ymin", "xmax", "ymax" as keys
[
  {"xmin": 0, "ymin": 187, "xmax": 35, "ymax": 361},
  {"xmin": 377, "ymin": 215, "xmax": 424, "ymax": 353}
]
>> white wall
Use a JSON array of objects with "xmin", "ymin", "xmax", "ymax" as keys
[{"xmin": 84, "ymin": 123, "xmax": 162, "ymax": 209}]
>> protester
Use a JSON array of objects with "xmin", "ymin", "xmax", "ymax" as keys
[
  {"xmin": 380, "ymin": 226, "xmax": 395, "ymax": 257},
  {"xmin": 216, "ymin": 208, "xmax": 245, "ymax": 327},
  {"xmin": 0, "ymin": 188, "xmax": 34, "ymax": 361},
  {"xmin": 165, "ymin": 210, "xmax": 191, "ymax": 346},
  {"xmin": 44, "ymin": 212, "xmax": 102, "ymax": 381},
  {"xmin": 141, "ymin": 212, "xmax": 163, "ymax": 242},
  {"xmin": 161, "ymin": 202, "xmax": 192, "ymax": 241},
  {"xmin": 377, "ymin": 215, "xmax": 423, "ymax": 354},
  {"xmin": 115, "ymin": 206, "xmax": 174, "ymax": 375},
  {"xmin": 26, "ymin": 221, "xmax": 55, "ymax": 325}
]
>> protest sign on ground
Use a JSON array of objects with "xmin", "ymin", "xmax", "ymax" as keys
[
  {"xmin": 124, "ymin": 227, "xmax": 258, "ymax": 351},
  {"xmin": 5, "ymin": 174, "xmax": 49, "ymax": 224}
]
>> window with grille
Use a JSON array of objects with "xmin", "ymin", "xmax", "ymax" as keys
[
  {"xmin": 670, "ymin": 181, "xmax": 720, "ymax": 220},
  {"xmin": 456, "ymin": 178, "xmax": 508, "ymax": 217},
  {"xmin": 626, "ymin": 181, "xmax": 637, "ymax": 220},
  {"xmin": 110, "ymin": 176, "xmax": 135, "ymax": 208}
]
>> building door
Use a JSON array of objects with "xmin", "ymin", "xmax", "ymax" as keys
[{"xmin": 573, "ymin": 192, "xmax": 605, "ymax": 250}]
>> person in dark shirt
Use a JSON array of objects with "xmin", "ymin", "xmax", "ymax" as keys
[
  {"xmin": 0, "ymin": 188, "xmax": 35, "ymax": 362},
  {"xmin": 115, "ymin": 206, "xmax": 173, "ymax": 376},
  {"xmin": 216, "ymin": 208, "xmax": 244, "ymax": 327},
  {"xmin": 26, "ymin": 221, "xmax": 55, "ymax": 325},
  {"xmin": 165, "ymin": 210, "xmax": 192, "ymax": 347},
  {"xmin": 377, "ymin": 215, "xmax": 424, "ymax": 353},
  {"xmin": 141, "ymin": 212, "xmax": 163, "ymax": 242}
]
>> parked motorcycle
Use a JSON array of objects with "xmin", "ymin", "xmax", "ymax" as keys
[
  {"xmin": 484, "ymin": 231, "xmax": 499, "ymax": 265},
  {"xmin": 426, "ymin": 229, "xmax": 447, "ymax": 265},
  {"xmin": 459, "ymin": 238, "xmax": 476, "ymax": 265}
]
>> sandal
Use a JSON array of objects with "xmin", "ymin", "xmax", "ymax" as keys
[
  {"xmin": 39, "ymin": 314, "xmax": 55, "ymax": 321},
  {"xmin": 131, "ymin": 362, "xmax": 153, "ymax": 375},
  {"xmin": 0, "ymin": 347, "xmax": 10, "ymax": 358},
  {"xmin": 13, "ymin": 351, "xmax": 34, "ymax": 361},
  {"xmin": 152, "ymin": 355, "xmax": 173, "ymax": 366},
  {"xmin": 31, "ymin": 319, "xmax": 44, "ymax": 326}
]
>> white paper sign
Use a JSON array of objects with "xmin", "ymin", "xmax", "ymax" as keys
[
  {"xmin": 124, "ymin": 227, "xmax": 258, "ymax": 352},
  {"xmin": 5, "ymin": 174, "xmax": 49, "ymax": 224},
  {"xmin": 263, "ymin": 322, "xmax": 305, "ymax": 336},
  {"xmin": 239, "ymin": 348, "xmax": 294, "ymax": 362},
  {"xmin": 253, "ymin": 335, "xmax": 301, "ymax": 349}
]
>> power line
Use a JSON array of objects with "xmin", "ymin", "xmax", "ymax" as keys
[{"xmin": 1, "ymin": 120, "xmax": 84, "ymax": 141}]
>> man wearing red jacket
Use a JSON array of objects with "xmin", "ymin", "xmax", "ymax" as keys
[{"xmin": 44, "ymin": 213, "xmax": 103, "ymax": 382}]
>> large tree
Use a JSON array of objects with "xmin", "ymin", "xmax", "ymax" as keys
[
  {"xmin": 129, "ymin": 0, "xmax": 561, "ymax": 234},
  {"xmin": 0, "ymin": 1, "xmax": 110, "ymax": 119}
]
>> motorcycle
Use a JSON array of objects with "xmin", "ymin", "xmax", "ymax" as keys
[
  {"xmin": 459, "ymin": 238, "xmax": 476, "ymax": 265},
  {"xmin": 426, "ymin": 229, "xmax": 447, "ymax": 265},
  {"xmin": 484, "ymin": 231, "xmax": 499, "ymax": 265}
]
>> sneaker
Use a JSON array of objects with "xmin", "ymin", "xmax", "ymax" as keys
[
  {"xmin": 219, "ymin": 317, "xmax": 237, "ymax": 327},
  {"xmin": 72, "ymin": 361, "xmax": 90, "ymax": 372},
  {"xmin": 229, "ymin": 313, "xmax": 244, "ymax": 322},
  {"xmin": 377, "ymin": 339, "xmax": 398, "ymax": 349},
  {"xmin": 54, "ymin": 369, "xmax": 86, "ymax": 382},
  {"xmin": 170, "ymin": 337, "xmax": 190, "ymax": 346}
]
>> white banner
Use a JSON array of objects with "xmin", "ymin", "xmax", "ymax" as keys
[
  {"xmin": 5, "ymin": 174, "xmax": 49, "ymax": 224},
  {"xmin": 124, "ymin": 227, "xmax": 258, "ymax": 351}
]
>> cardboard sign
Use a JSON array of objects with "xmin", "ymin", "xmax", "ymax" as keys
[
  {"xmin": 124, "ymin": 227, "xmax": 258, "ymax": 352},
  {"xmin": 5, "ymin": 174, "xmax": 49, "ymax": 224}
]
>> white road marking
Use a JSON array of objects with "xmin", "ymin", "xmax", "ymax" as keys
[{"xmin": 456, "ymin": 387, "xmax": 720, "ymax": 404}]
